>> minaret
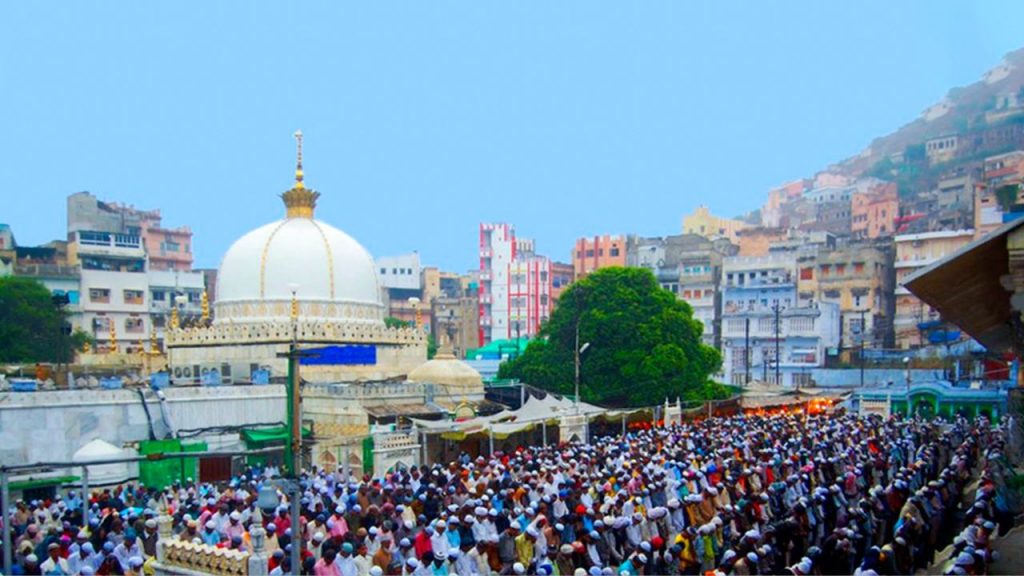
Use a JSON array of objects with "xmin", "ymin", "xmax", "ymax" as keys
[{"xmin": 280, "ymin": 130, "xmax": 321, "ymax": 218}]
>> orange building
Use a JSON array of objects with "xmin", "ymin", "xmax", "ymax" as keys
[
  {"xmin": 573, "ymin": 235, "xmax": 626, "ymax": 277},
  {"xmin": 735, "ymin": 227, "xmax": 789, "ymax": 257},
  {"xmin": 851, "ymin": 182, "xmax": 899, "ymax": 239},
  {"xmin": 549, "ymin": 261, "xmax": 575, "ymax": 307}
]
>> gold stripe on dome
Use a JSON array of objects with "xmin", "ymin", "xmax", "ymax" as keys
[
  {"xmin": 309, "ymin": 219, "xmax": 336, "ymax": 299},
  {"xmin": 259, "ymin": 220, "xmax": 290, "ymax": 298}
]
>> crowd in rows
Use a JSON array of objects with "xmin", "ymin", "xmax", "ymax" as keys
[{"xmin": 4, "ymin": 410, "xmax": 1017, "ymax": 575}]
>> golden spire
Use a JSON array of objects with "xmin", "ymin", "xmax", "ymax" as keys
[
  {"xmin": 200, "ymin": 290, "xmax": 210, "ymax": 324},
  {"xmin": 150, "ymin": 325, "xmax": 159, "ymax": 354},
  {"xmin": 170, "ymin": 306, "xmax": 180, "ymax": 331},
  {"xmin": 281, "ymin": 130, "xmax": 320, "ymax": 218},
  {"xmin": 290, "ymin": 289, "xmax": 299, "ymax": 321},
  {"xmin": 294, "ymin": 130, "xmax": 304, "ymax": 189}
]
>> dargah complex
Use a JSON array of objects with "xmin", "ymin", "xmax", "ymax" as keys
[{"xmin": 0, "ymin": 134, "xmax": 486, "ymax": 478}]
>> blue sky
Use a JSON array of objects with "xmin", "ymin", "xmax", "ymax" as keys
[{"xmin": 3, "ymin": 2, "xmax": 1023, "ymax": 272}]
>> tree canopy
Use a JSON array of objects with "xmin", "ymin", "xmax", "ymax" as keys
[
  {"xmin": 0, "ymin": 276, "xmax": 82, "ymax": 363},
  {"xmin": 498, "ymin": 267, "xmax": 728, "ymax": 407}
]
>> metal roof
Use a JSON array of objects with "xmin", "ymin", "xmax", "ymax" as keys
[{"xmin": 903, "ymin": 218, "xmax": 1024, "ymax": 352}]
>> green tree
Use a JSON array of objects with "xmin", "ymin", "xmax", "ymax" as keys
[
  {"xmin": 995, "ymin": 183, "xmax": 1020, "ymax": 212},
  {"xmin": 0, "ymin": 277, "xmax": 76, "ymax": 363},
  {"xmin": 384, "ymin": 316, "xmax": 410, "ymax": 329},
  {"xmin": 498, "ymin": 267, "xmax": 728, "ymax": 407}
]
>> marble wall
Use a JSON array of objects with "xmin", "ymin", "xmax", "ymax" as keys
[{"xmin": 0, "ymin": 386, "xmax": 286, "ymax": 470}]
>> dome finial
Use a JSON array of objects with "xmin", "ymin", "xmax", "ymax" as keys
[
  {"xmin": 293, "ymin": 130, "xmax": 304, "ymax": 190},
  {"xmin": 281, "ymin": 130, "xmax": 320, "ymax": 218}
]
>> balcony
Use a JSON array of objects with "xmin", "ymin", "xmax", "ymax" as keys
[
  {"xmin": 479, "ymin": 293, "xmax": 492, "ymax": 304},
  {"xmin": 480, "ymin": 316, "xmax": 492, "ymax": 326},
  {"xmin": 14, "ymin": 263, "xmax": 80, "ymax": 279},
  {"xmin": 479, "ymin": 247, "xmax": 493, "ymax": 258},
  {"xmin": 480, "ymin": 271, "xmax": 492, "ymax": 281}
]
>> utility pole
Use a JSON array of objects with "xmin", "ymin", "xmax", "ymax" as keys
[
  {"xmin": 744, "ymin": 317, "xmax": 751, "ymax": 386},
  {"xmin": 773, "ymin": 303, "xmax": 782, "ymax": 387},
  {"xmin": 859, "ymin": 309, "xmax": 867, "ymax": 388}
]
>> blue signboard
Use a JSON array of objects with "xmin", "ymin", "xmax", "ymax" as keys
[{"xmin": 300, "ymin": 345, "xmax": 377, "ymax": 366}]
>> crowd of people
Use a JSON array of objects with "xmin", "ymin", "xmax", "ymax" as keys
[{"xmin": 3, "ymin": 411, "xmax": 1017, "ymax": 576}]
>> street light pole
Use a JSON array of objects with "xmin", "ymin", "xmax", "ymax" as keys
[
  {"xmin": 859, "ymin": 309, "xmax": 867, "ymax": 388},
  {"xmin": 773, "ymin": 303, "xmax": 782, "ymax": 387}
]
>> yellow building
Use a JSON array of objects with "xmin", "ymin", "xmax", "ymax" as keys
[
  {"xmin": 796, "ymin": 243, "xmax": 895, "ymax": 350},
  {"xmin": 682, "ymin": 206, "xmax": 750, "ymax": 243}
]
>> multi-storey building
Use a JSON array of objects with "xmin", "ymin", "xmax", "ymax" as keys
[
  {"xmin": 974, "ymin": 151, "xmax": 1024, "ymax": 238},
  {"xmin": 68, "ymin": 192, "xmax": 193, "ymax": 271},
  {"xmin": 71, "ymin": 229, "xmax": 152, "ymax": 353},
  {"xmin": 761, "ymin": 180, "xmax": 808, "ymax": 228},
  {"xmin": 894, "ymin": 230, "xmax": 975, "ymax": 348},
  {"xmin": 478, "ymin": 223, "xmax": 551, "ymax": 345},
  {"xmin": 549, "ymin": 261, "xmax": 575, "ymax": 307},
  {"xmin": 64, "ymin": 192, "xmax": 203, "ymax": 352},
  {"xmin": 795, "ymin": 241, "xmax": 895, "ymax": 349},
  {"xmin": 720, "ymin": 253, "xmax": 840, "ymax": 387},
  {"xmin": 572, "ymin": 235, "xmax": 626, "ymax": 277},
  {"xmin": 627, "ymin": 234, "xmax": 736, "ymax": 346},
  {"xmin": 682, "ymin": 206, "xmax": 749, "ymax": 243},
  {"xmin": 851, "ymin": 182, "xmax": 899, "ymax": 239}
]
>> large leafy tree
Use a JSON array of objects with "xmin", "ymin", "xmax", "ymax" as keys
[
  {"xmin": 0, "ymin": 276, "xmax": 79, "ymax": 363},
  {"xmin": 499, "ymin": 267, "xmax": 727, "ymax": 407}
]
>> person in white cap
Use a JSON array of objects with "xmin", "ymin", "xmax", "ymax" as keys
[{"xmin": 39, "ymin": 542, "xmax": 71, "ymax": 575}]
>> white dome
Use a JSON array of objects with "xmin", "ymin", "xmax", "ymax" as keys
[{"xmin": 215, "ymin": 217, "xmax": 384, "ymax": 325}]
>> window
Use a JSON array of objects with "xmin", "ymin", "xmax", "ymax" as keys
[
  {"xmin": 610, "ymin": 247, "xmax": 620, "ymax": 257},
  {"xmin": 125, "ymin": 317, "xmax": 145, "ymax": 333},
  {"xmin": 585, "ymin": 249, "xmax": 594, "ymax": 258},
  {"xmin": 539, "ymin": 271, "xmax": 548, "ymax": 283},
  {"xmin": 153, "ymin": 315, "xmax": 166, "ymax": 328},
  {"xmin": 123, "ymin": 289, "xmax": 144, "ymax": 305},
  {"xmin": 682, "ymin": 290, "xmax": 692, "ymax": 299},
  {"xmin": 820, "ymin": 264, "xmax": 831, "ymax": 276},
  {"xmin": 90, "ymin": 288, "xmax": 110, "ymax": 303},
  {"xmin": 799, "ymin": 267, "xmax": 813, "ymax": 280},
  {"xmin": 151, "ymin": 290, "xmax": 166, "ymax": 302},
  {"xmin": 161, "ymin": 241, "xmax": 180, "ymax": 253},
  {"xmin": 854, "ymin": 262, "xmax": 865, "ymax": 274},
  {"xmin": 380, "ymin": 268, "xmax": 386, "ymax": 274},
  {"xmin": 836, "ymin": 264, "xmax": 846, "ymax": 275},
  {"xmin": 598, "ymin": 249, "xmax": 604, "ymax": 257}
]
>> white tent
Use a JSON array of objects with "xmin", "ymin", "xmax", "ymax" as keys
[
  {"xmin": 72, "ymin": 439, "xmax": 135, "ymax": 487},
  {"xmin": 411, "ymin": 393, "xmax": 650, "ymax": 439}
]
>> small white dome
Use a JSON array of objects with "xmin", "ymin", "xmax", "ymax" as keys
[{"xmin": 215, "ymin": 217, "xmax": 384, "ymax": 324}]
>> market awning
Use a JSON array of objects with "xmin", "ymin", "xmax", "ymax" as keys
[
  {"xmin": 904, "ymin": 219, "xmax": 1024, "ymax": 352},
  {"xmin": 10, "ymin": 475, "xmax": 80, "ymax": 492},
  {"xmin": 364, "ymin": 404, "xmax": 442, "ymax": 418},
  {"xmin": 241, "ymin": 427, "xmax": 312, "ymax": 445}
]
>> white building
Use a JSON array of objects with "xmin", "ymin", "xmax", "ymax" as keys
[
  {"xmin": 73, "ymin": 230, "xmax": 152, "ymax": 352},
  {"xmin": 720, "ymin": 253, "xmax": 840, "ymax": 387},
  {"xmin": 377, "ymin": 253, "xmax": 422, "ymax": 291},
  {"xmin": 147, "ymin": 269, "xmax": 205, "ymax": 343},
  {"xmin": 478, "ymin": 223, "xmax": 551, "ymax": 344}
]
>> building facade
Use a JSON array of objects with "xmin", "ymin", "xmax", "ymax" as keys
[
  {"xmin": 720, "ymin": 253, "xmax": 840, "ymax": 387},
  {"xmin": 796, "ymin": 242, "xmax": 896, "ymax": 350},
  {"xmin": 682, "ymin": 206, "xmax": 749, "ymax": 243},
  {"xmin": 851, "ymin": 182, "xmax": 899, "ymax": 239},
  {"xmin": 628, "ymin": 234, "xmax": 737, "ymax": 347},
  {"xmin": 67, "ymin": 192, "xmax": 193, "ymax": 271},
  {"xmin": 894, "ymin": 230, "xmax": 975, "ymax": 348},
  {"xmin": 478, "ymin": 223, "xmax": 551, "ymax": 345},
  {"xmin": 572, "ymin": 235, "xmax": 626, "ymax": 277}
]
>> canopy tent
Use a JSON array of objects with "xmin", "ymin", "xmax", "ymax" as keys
[
  {"xmin": 72, "ymin": 439, "xmax": 135, "ymax": 487},
  {"xmin": 411, "ymin": 392, "xmax": 651, "ymax": 440}
]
